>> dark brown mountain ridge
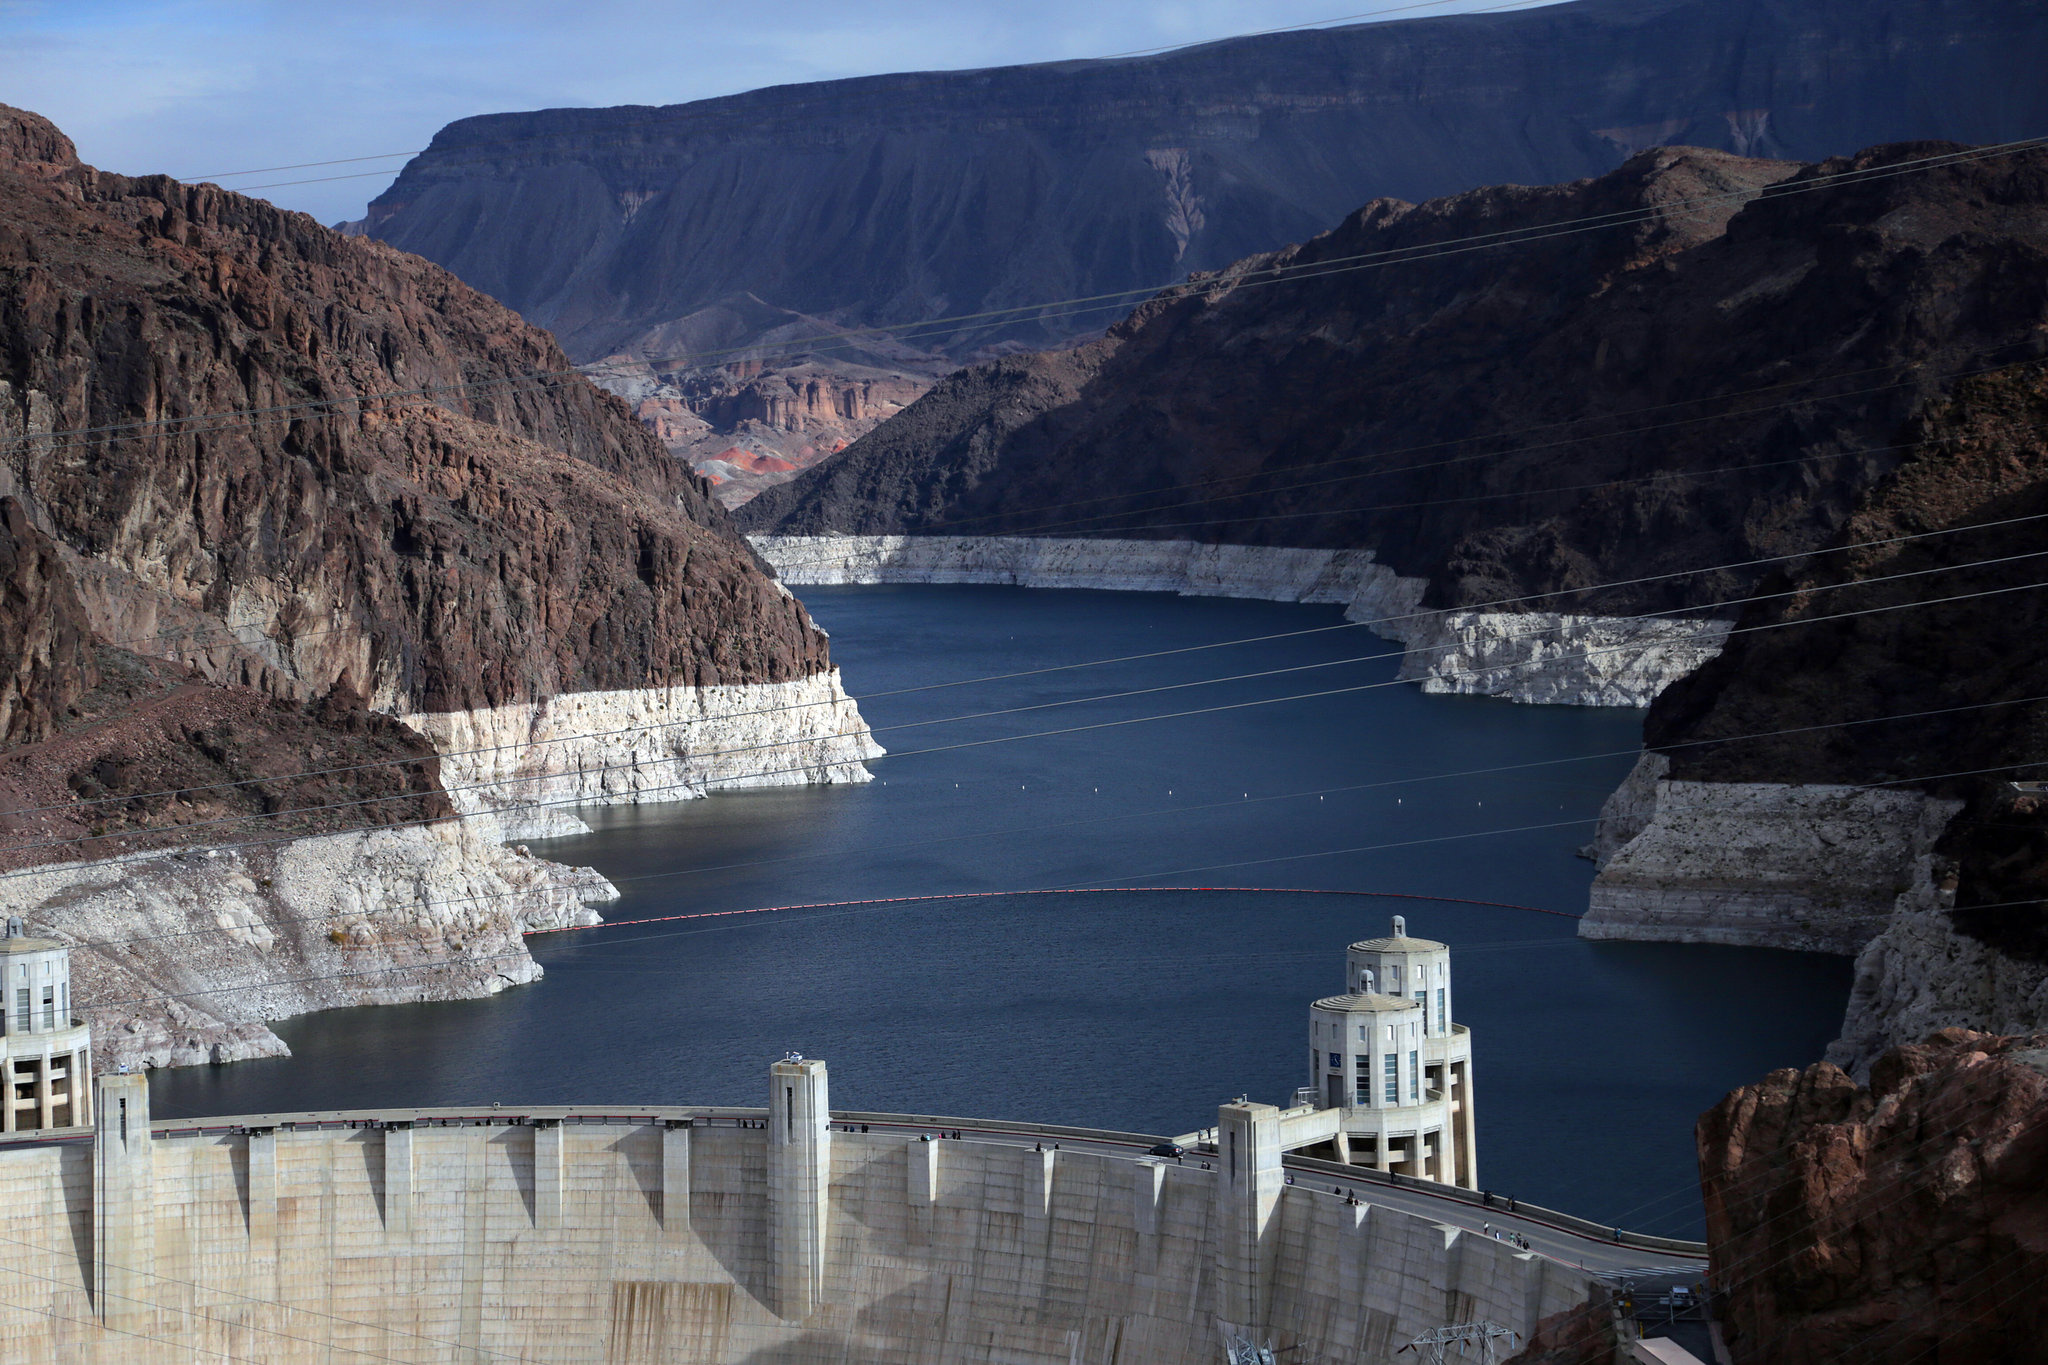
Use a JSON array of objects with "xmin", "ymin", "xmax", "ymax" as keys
[
  {"xmin": 363, "ymin": 0, "xmax": 2048, "ymax": 503},
  {"xmin": 744, "ymin": 140, "xmax": 2048, "ymax": 622},
  {"xmin": 366, "ymin": 0, "xmax": 2048, "ymax": 367},
  {"xmin": 0, "ymin": 103, "xmax": 832, "ymax": 862}
]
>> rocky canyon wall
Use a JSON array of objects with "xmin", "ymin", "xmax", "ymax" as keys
[
  {"xmin": 0, "ymin": 106, "xmax": 876, "ymax": 1065},
  {"xmin": 1698, "ymin": 1030, "xmax": 2048, "ymax": 1364},
  {"xmin": 1586, "ymin": 363, "xmax": 2048, "ymax": 1062}
]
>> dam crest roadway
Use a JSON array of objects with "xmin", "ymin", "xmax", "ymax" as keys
[{"xmin": 0, "ymin": 1056, "xmax": 1701, "ymax": 1363}]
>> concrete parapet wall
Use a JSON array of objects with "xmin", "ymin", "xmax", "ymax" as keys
[{"xmin": 0, "ymin": 1098, "xmax": 1610, "ymax": 1364}]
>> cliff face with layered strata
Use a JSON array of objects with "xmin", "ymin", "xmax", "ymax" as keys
[
  {"xmin": 0, "ymin": 106, "xmax": 877, "ymax": 1069},
  {"xmin": 1699, "ymin": 1031, "xmax": 2048, "ymax": 1365},
  {"xmin": 591, "ymin": 349, "xmax": 937, "ymax": 506}
]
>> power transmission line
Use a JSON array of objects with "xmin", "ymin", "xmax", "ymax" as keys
[
  {"xmin": 34, "ymin": 687, "xmax": 2042, "ymax": 959},
  {"xmin": 12, "ymin": 494, "xmax": 2042, "ymax": 833},
  {"xmin": 16, "ymin": 137, "xmax": 2040, "ymax": 460},
  {"xmin": 6, "ymin": 550, "xmax": 2039, "ymax": 868},
  {"xmin": 24, "ymin": 352, "xmax": 2021, "ymax": 680}
]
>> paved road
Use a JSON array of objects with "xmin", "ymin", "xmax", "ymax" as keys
[
  {"xmin": 845, "ymin": 1116, "xmax": 1708, "ymax": 1286},
  {"xmin": 126, "ymin": 1101, "xmax": 1708, "ymax": 1289}
]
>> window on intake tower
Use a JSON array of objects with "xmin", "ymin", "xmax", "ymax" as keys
[
  {"xmin": 1410, "ymin": 1050, "xmax": 1419, "ymax": 1101},
  {"xmin": 1384, "ymin": 1054, "xmax": 1399, "ymax": 1105}
]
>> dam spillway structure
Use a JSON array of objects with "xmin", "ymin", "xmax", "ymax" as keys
[
  {"xmin": 0, "ymin": 922, "xmax": 1702, "ymax": 1361},
  {"xmin": 1, "ymin": 916, "xmax": 91, "ymax": 1133}
]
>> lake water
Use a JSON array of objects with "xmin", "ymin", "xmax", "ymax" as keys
[{"xmin": 151, "ymin": 585, "xmax": 1851, "ymax": 1237}]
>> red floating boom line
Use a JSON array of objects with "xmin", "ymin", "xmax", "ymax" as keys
[{"xmin": 525, "ymin": 886, "xmax": 1580, "ymax": 937}]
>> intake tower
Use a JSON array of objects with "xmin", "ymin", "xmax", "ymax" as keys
[
  {"xmin": 1298, "ymin": 916, "xmax": 1476, "ymax": 1188},
  {"xmin": 1, "ymin": 917, "xmax": 91, "ymax": 1133}
]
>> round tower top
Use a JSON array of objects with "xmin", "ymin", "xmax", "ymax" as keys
[{"xmin": 1347, "ymin": 914, "xmax": 1447, "ymax": 954}]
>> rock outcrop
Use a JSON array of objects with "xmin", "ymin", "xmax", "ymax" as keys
[
  {"xmin": 1584, "ymin": 764, "xmax": 1960, "ymax": 953},
  {"xmin": 11, "ymin": 821, "xmax": 616, "ymax": 1071},
  {"xmin": 402, "ymin": 670, "xmax": 883, "ymax": 840},
  {"xmin": 0, "ymin": 495, "xmax": 96, "ymax": 743},
  {"xmin": 0, "ymin": 106, "xmax": 876, "ymax": 1066},
  {"xmin": 1601, "ymin": 362, "xmax": 2048, "ymax": 1056},
  {"xmin": 1698, "ymin": 1031, "xmax": 2048, "ymax": 1365}
]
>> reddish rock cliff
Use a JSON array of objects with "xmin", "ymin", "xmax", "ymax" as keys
[
  {"xmin": 0, "ymin": 495, "xmax": 96, "ymax": 743},
  {"xmin": 0, "ymin": 103, "xmax": 828, "ymax": 721},
  {"xmin": 1699, "ymin": 1030, "xmax": 2048, "ymax": 1364},
  {"xmin": 0, "ymin": 103, "xmax": 838, "ymax": 864}
]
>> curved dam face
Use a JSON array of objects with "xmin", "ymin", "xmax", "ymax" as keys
[{"xmin": 0, "ymin": 1067, "xmax": 1610, "ymax": 1363}]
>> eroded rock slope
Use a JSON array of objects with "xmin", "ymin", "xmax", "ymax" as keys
[
  {"xmin": 1699, "ymin": 1030, "xmax": 2048, "ymax": 1365},
  {"xmin": 748, "ymin": 141, "xmax": 2048, "ymax": 704},
  {"xmin": 0, "ymin": 106, "xmax": 878, "ymax": 1068}
]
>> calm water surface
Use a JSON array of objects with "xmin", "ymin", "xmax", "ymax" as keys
[{"xmin": 153, "ymin": 586, "xmax": 1850, "ymax": 1237}]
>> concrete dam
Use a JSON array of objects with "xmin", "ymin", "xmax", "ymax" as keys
[{"xmin": 0, "ymin": 1061, "xmax": 1709, "ymax": 1363}]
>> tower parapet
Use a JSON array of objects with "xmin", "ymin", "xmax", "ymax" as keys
[{"xmin": 1, "ymin": 916, "xmax": 91, "ymax": 1132}]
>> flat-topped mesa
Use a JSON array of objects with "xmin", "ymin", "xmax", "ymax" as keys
[
  {"xmin": 0, "ymin": 105, "xmax": 880, "ymax": 1069},
  {"xmin": 365, "ymin": 0, "xmax": 2048, "ymax": 368}
]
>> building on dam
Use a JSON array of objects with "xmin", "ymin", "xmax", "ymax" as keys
[
  {"xmin": 1295, "ymin": 916, "xmax": 1477, "ymax": 1188},
  {"xmin": 0, "ymin": 917, "xmax": 1700, "ymax": 1362},
  {"xmin": 2, "ymin": 916, "xmax": 92, "ymax": 1133}
]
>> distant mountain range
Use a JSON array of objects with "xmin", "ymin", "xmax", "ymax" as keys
[
  {"xmin": 363, "ymin": 0, "xmax": 2046, "ymax": 367},
  {"xmin": 353, "ymin": 0, "xmax": 2048, "ymax": 502}
]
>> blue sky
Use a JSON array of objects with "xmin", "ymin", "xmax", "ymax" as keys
[{"xmin": 0, "ymin": 0, "xmax": 1560, "ymax": 224}]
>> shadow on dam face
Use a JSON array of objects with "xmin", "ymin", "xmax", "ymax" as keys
[{"xmin": 0, "ymin": 1069, "xmax": 1641, "ymax": 1363}]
